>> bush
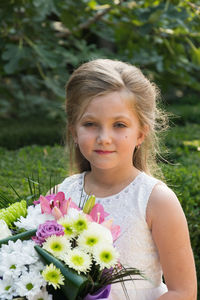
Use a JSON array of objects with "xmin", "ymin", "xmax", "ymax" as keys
[
  {"xmin": 1, "ymin": 1, "xmax": 200, "ymax": 120},
  {"xmin": 166, "ymin": 103, "xmax": 200, "ymax": 125},
  {"xmin": 162, "ymin": 123, "xmax": 200, "ymax": 294},
  {"xmin": 163, "ymin": 123, "xmax": 200, "ymax": 160},
  {"xmin": 0, "ymin": 118, "xmax": 66, "ymax": 149}
]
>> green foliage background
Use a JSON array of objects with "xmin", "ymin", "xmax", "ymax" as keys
[{"xmin": 0, "ymin": 0, "xmax": 200, "ymax": 119}]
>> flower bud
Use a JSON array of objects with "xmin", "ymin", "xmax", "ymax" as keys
[{"xmin": 0, "ymin": 219, "xmax": 12, "ymax": 239}]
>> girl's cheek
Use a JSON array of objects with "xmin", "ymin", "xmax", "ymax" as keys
[{"xmin": 78, "ymin": 131, "xmax": 95, "ymax": 141}]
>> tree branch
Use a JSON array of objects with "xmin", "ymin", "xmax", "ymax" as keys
[
  {"xmin": 56, "ymin": 1, "xmax": 124, "ymax": 38},
  {"xmin": 188, "ymin": 2, "xmax": 200, "ymax": 14}
]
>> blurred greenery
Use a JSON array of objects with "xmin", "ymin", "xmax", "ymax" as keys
[
  {"xmin": 0, "ymin": 0, "xmax": 200, "ymax": 120},
  {"xmin": 0, "ymin": 117, "xmax": 65, "ymax": 149}
]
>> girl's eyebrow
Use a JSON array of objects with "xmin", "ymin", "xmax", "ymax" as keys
[
  {"xmin": 112, "ymin": 115, "xmax": 131, "ymax": 120},
  {"xmin": 81, "ymin": 114, "xmax": 131, "ymax": 120},
  {"xmin": 80, "ymin": 114, "xmax": 96, "ymax": 120}
]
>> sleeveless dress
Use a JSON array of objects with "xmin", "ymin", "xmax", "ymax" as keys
[{"xmin": 58, "ymin": 171, "xmax": 168, "ymax": 300}]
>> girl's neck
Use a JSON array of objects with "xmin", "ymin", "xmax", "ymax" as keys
[{"xmin": 84, "ymin": 166, "xmax": 141, "ymax": 198}]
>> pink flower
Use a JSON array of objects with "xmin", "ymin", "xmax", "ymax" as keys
[
  {"xmin": 39, "ymin": 192, "xmax": 79, "ymax": 220},
  {"xmin": 89, "ymin": 204, "xmax": 109, "ymax": 224},
  {"xmin": 33, "ymin": 194, "xmax": 55, "ymax": 205}
]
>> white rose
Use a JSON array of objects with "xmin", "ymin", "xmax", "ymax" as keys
[{"xmin": 0, "ymin": 219, "xmax": 12, "ymax": 239}]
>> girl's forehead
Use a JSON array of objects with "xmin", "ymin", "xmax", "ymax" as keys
[{"xmin": 80, "ymin": 90, "xmax": 136, "ymax": 116}]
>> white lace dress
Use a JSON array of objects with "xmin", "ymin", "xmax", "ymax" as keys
[{"xmin": 58, "ymin": 172, "xmax": 168, "ymax": 300}]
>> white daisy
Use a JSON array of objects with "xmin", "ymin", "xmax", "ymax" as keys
[
  {"xmin": 27, "ymin": 286, "xmax": 52, "ymax": 300},
  {"xmin": 0, "ymin": 239, "xmax": 24, "ymax": 255},
  {"xmin": 0, "ymin": 240, "xmax": 40, "ymax": 279},
  {"xmin": 0, "ymin": 277, "xmax": 17, "ymax": 300},
  {"xmin": 63, "ymin": 248, "xmax": 92, "ymax": 274},
  {"xmin": 14, "ymin": 204, "xmax": 54, "ymax": 230},
  {"xmin": 29, "ymin": 261, "xmax": 45, "ymax": 274},
  {"xmin": 0, "ymin": 252, "xmax": 26, "ymax": 278},
  {"xmin": 20, "ymin": 240, "xmax": 40, "ymax": 264},
  {"xmin": 15, "ymin": 271, "xmax": 45, "ymax": 298}
]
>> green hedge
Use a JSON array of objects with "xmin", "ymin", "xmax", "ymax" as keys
[
  {"xmin": 0, "ymin": 118, "xmax": 65, "ymax": 150},
  {"xmin": 166, "ymin": 103, "xmax": 200, "ymax": 125},
  {"xmin": 161, "ymin": 159, "xmax": 200, "ymax": 292},
  {"xmin": 0, "ymin": 145, "xmax": 69, "ymax": 200}
]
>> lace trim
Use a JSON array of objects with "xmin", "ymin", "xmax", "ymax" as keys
[{"xmin": 80, "ymin": 171, "xmax": 145, "ymax": 200}]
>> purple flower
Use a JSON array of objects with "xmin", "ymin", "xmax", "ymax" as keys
[{"xmin": 32, "ymin": 220, "xmax": 64, "ymax": 245}]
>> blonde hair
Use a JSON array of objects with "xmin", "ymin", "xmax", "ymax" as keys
[{"xmin": 65, "ymin": 59, "xmax": 168, "ymax": 179}]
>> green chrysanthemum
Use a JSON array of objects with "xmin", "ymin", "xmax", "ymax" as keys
[
  {"xmin": 72, "ymin": 214, "xmax": 88, "ymax": 234},
  {"xmin": 0, "ymin": 200, "xmax": 27, "ymax": 226},
  {"xmin": 43, "ymin": 235, "xmax": 71, "ymax": 259},
  {"xmin": 63, "ymin": 248, "xmax": 92, "ymax": 274},
  {"xmin": 57, "ymin": 216, "xmax": 75, "ymax": 239},
  {"xmin": 77, "ymin": 227, "xmax": 103, "ymax": 252},
  {"xmin": 42, "ymin": 263, "xmax": 64, "ymax": 289},
  {"xmin": 93, "ymin": 245, "xmax": 119, "ymax": 270}
]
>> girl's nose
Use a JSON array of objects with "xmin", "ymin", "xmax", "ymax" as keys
[{"xmin": 96, "ymin": 128, "xmax": 112, "ymax": 144}]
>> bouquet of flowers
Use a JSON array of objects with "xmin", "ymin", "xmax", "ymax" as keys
[{"xmin": 0, "ymin": 182, "xmax": 141, "ymax": 300}]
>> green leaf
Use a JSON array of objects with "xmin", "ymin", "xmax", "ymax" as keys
[
  {"xmin": 61, "ymin": 9, "xmax": 78, "ymax": 29},
  {"xmin": 33, "ymin": 0, "xmax": 59, "ymax": 20},
  {"xmin": 2, "ymin": 44, "xmax": 25, "ymax": 74},
  {"xmin": 0, "ymin": 229, "xmax": 37, "ymax": 247},
  {"xmin": 32, "ymin": 44, "xmax": 58, "ymax": 68},
  {"xmin": 191, "ymin": 48, "xmax": 200, "ymax": 65},
  {"xmin": 45, "ymin": 78, "xmax": 65, "ymax": 98}
]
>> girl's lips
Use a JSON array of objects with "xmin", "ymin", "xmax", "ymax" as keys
[{"xmin": 94, "ymin": 150, "xmax": 114, "ymax": 154}]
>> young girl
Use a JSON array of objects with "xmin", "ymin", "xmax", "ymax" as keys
[{"xmin": 57, "ymin": 59, "xmax": 197, "ymax": 300}]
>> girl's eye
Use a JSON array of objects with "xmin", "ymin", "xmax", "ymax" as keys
[
  {"xmin": 83, "ymin": 122, "xmax": 95, "ymax": 127},
  {"xmin": 114, "ymin": 123, "xmax": 126, "ymax": 128}
]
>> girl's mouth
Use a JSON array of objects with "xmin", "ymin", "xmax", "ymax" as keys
[{"xmin": 94, "ymin": 150, "xmax": 114, "ymax": 154}]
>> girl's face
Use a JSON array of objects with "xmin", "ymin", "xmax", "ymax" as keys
[{"xmin": 73, "ymin": 91, "xmax": 146, "ymax": 172}]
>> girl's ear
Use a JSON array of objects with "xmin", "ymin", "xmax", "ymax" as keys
[{"xmin": 137, "ymin": 124, "xmax": 149, "ymax": 144}]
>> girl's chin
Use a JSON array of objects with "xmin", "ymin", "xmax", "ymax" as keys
[{"xmin": 90, "ymin": 163, "xmax": 119, "ymax": 171}]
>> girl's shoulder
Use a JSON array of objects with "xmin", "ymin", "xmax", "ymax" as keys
[
  {"xmin": 149, "ymin": 181, "xmax": 179, "ymax": 208},
  {"xmin": 146, "ymin": 180, "xmax": 184, "ymax": 229}
]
